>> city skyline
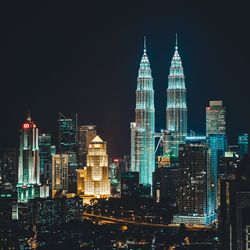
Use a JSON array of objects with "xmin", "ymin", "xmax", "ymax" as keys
[{"xmin": 1, "ymin": 2, "xmax": 250, "ymax": 158}]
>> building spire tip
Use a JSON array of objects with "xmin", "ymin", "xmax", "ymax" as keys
[
  {"xmin": 144, "ymin": 36, "xmax": 146, "ymax": 53},
  {"xmin": 175, "ymin": 33, "xmax": 178, "ymax": 50}
]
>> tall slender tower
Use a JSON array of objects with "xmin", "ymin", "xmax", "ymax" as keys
[
  {"xmin": 166, "ymin": 35, "xmax": 187, "ymax": 158},
  {"xmin": 17, "ymin": 113, "xmax": 40, "ymax": 202},
  {"xmin": 131, "ymin": 37, "xmax": 155, "ymax": 188}
]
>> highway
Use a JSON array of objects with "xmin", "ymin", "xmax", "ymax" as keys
[{"xmin": 83, "ymin": 212, "xmax": 214, "ymax": 231}]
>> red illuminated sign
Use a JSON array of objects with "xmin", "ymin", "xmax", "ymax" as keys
[{"xmin": 23, "ymin": 123, "xmax": 30, "ymax": 129}]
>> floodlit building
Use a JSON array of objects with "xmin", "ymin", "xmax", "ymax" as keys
[
  {"xmin": 84, "ymin": 135, "xmax": 110, "ymax": 198},
  {"xmin": 173, "ymin": 137, "xmax": 215, "ymax": 225},
  {"xmin": 206, "ymin": 100, "xmax": 226, "ymax": 136},
  {"xmin": 130, "ymin": 37, "xmax": 155, "ymax": 189},
  {"xmin": 17, "ymin": 113, "xmax": 41, "ymax": 202},
  {"xmin": 76, "ymin": 167, "xmax": 87, "ymax": 195},
  {"xmin": 52, "ymin": 154, "xmax": 68, "ymax": 198},
  {"xmin": 166, "ymin": 36, "xmax": 187, "ymax": 158},
  {"xmin": 238, "ymin": 133, "xmax": 248, "ymax": 159}
]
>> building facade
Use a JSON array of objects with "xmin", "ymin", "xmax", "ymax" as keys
[
  {"xmin": 38, "ymin": 133, "xmax": 52, "ymax": 185},
  {"xmin": 17, "ymin": 114, "xmax": 41, "ymax": 202},
  {"xmin": 173, "ymin": 137, "xmax": 215, "ymax": 225},
  {"xmin": 52, "ymin": 154, "xmax": 68, "ymax": 198},
  {"xmin": 206, "ymin": 100, "xmax": 226, "ymax": 136},
  {"xmin": 77, "ymin": 125, "xmax": 96, "ymax": 167},
  {"xmin": 238, "ymin": 133, "xmax": 248, "ymax": 159},
  {"xmin": 84, "ymin": 135, "xmax": 110, "ymax": 197},
  {"xmin": 166, "ymin": 37, "xmax": 187, "ymax": 158},
  {"xmin": 131, "ymin": 38, "xmax": 155, "ymax": 188}
]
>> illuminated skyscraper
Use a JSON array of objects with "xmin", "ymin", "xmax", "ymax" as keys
[
  {"xmin": 51, "ymin": 154, "xmax": 68, "ymax": 198},
  {"xmin": 84, "ymin": 135, "xmax": 110, "ymax": 197},
  {"xmin": 238, "ymin": 133, "xmax": 248, "ymax": 159},
  {"xmin": 131, "ymin": 38, "xmax": 155, "ymax": 188},
  {"xmin": 17, "ymin": 113, "xmax": 40, "ymax": 202},
  {"xmin": 58, "ymin": 113, "xmax": 77, "ymax": 192},
  {"xmin": 77, "ymin": 125, "xmax": 96, "ymax": 167},
  {"xmin": 39, "ymin": 133, "xmax": 52, "ymax": 185},
  {"xmin": 206, "ymin": 100, "xmax": 226, "ymax": 136},
  {"xmin": 173, "ymin": 136, "xmax": 215, "ymax": 225},
  {"xmin": 166, "ymin": 35, "xmax": 187, "ymax": 158}
]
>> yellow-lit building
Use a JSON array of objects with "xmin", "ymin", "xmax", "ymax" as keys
[
  {"xmin": 77, "ymin": 167, "xmax": 87, "ymax": 195},
  {"xmin": 52, "ymin": 154, "xmax": 68, "ymax": 198},
  {"xmin": 84, "ymin": 135, "xmax": 110, "ymax": 198}
]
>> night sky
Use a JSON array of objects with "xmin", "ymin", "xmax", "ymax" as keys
[{"xmin": 1, "ymin": 1, "xmax": 250, "ymax": 157}]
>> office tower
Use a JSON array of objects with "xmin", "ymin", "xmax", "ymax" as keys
[
  {"xmin": 0, "ymin": 190, "xmax": 18, "ymax": 249},
  {"xmin": 76, "ymin": 168, "xmax": 87, "ymax": 195},
  {"xmin": 121, "ymin": 172, "xmax": 139, "ymax": 198},
  {"xmin": 166, "ymin": 36, "xmax": 187, "ymax": 158},
  {"xmin": 206, "ymin": 100, "xmax": 226, "ymax": 136},
  {"xmin": 207, "ymin": 134, "xmax": 227, "ymax": 217},
  {"xmin": 77, "ymin": 125, "xmax": 96, "ymax": 167},
  {"xmin": 130, "ymin": 38, "xmax": 155, "ymax": 188},
  {"xmin": 17, "ymin": 114, "xmax": 40, "ymax": 202},
  {"xmin": 130, "ymin": 122, "xmax": 136, "ymax": 171},
  {"xmin": 38, "ymin": 133, "xmax": 52, "ymax": 185},
  {"xmin": 153, "ymin": 164, "xmax": 179, "ymax": 204},
  {"xmin": 0, "ymin": 148, "xmax": 18, "ymax": 190},
  {"xmin": 84, "ymin": 135, "xmax": 110, "ymax": 197},
  {"xmin": 238, "ymin": 133, "xmax": 248, "ymax": 159},
  {"xmin": 58, "ymin": 113, "xmax": 77, "ymax": 192},
  {"xmin": 51, "ymin": 154, "xmax": 68, "ymax": 198},
  {"xmin": 173, "ymin": 136, "xmax": 215, "ymax": 225}
]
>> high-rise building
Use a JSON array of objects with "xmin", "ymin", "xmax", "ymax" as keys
[
  {"xmin": 153, "ymin": 164, "xmax": 179, "ymax": 204},
  {"xmin": 51, "ymin": 154, "xmax": 68, "ymax": 198},
  {"xmin": 58, "ymin": 113, "xmax": 78, "ymax": 192},
  {"xmin": 173, "ymin": 136, "xmax": 215, "ymax": 225},
  {"xmin": 238, "ymin": 133, "xmax": 248, "ymax": 159},
  {"xmin": 84, "ymin": 135, "xmax": 110, "ymax": 198},
  {"xmin": 0, "ymin": 190, "xmax": 18, "ymax": 249},
  {"xmin": 76, "ymin": 167, "xmax": 87, "ymax": 195},
  {"xmin": 207, "ymin": 134, "xmax": 227, "ymax": 217},
  {"xmin": 38, "ymin": 133, "xmax": 52, "ymax": 185},
  {"xmin": 0, "ymin": 148, "xmax": 18, "ymax": 190},
  {"xmin": 206, "ymin": 100, "xmax": 226, "ymax": 136},
  {"xmin": 17, "ymin": 114, "xmax": 41, "ymax": 202},
  {"xmin": 77, "ymin": 125, "xmax": 96, "ymax": 167},
  {"xmin": 166, "ymin": 36, "xmax": 187, "ymax": 158},
  {"xmin": 121, "ymin": 172, "xmax": 139, "ymax": 198},
  {"xmin": 130, "ymin": 38, "xmax": 155, "ymax": 188}
]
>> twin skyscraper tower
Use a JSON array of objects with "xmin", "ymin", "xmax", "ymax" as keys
[{"xmin": 130, "ymin": 36, "xmax": 187, "ymax": 189}]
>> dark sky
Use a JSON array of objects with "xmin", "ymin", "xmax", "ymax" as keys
[{"xmin": 0, "ymin": 1, "xmax": 250, "ymax": 157}]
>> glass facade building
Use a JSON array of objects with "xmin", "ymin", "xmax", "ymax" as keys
[
  {"xmin": 238, "ymin": 133, "xmax": 248, "ymax": 159},
  {"xmin": 131, "ymin": 38, "xmax": 155, "ymax": 188},
  {"xmin": 166, "ymin": 37, "xmax": 187, "ymax": 158},
  {"xmin": 52, "ymin": 154, "xmax": 68, "ymax": 198},
  {"xmin": 173, "ymin": 137, "xmax": 215, "ymax": 225},
  {"xmin": 206, "ymin": 100, "xmax": 226, "ymax": 136}
]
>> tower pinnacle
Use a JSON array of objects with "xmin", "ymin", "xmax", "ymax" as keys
[
  {"xmin": 144, "ymin": 36, "xmax": 146, "ymax": 53},
  {"xmin": 175, "ymin": 33, "xmax": 178, "ymax": 50},
  {"xmin": 27, "ymin": 111, "xmax": 31, "ymax": 121}
]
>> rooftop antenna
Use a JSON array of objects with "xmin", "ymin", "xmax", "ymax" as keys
[
  {"xmin": 175, "ymin": 33, "xmax": 178, "ymax": 50},
  {"xmin": 144, "ymin": 36, "xmax": 146, "ymax": 53}
]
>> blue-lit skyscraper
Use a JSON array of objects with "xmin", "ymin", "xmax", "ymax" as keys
[
  {"xmin": 238, "ymin": 133, "xmax": 248, "ymax": 159},
  {"xmin": 207, "ymin": 134, "xmax": 227, "ymax": 217},
  {"xmin": 131, "ymin": 38, "xmax": 155, "ymax": 188},
  {"xmin": 166, "ymin": 36, "xmax": 187, "ymax": 158}
]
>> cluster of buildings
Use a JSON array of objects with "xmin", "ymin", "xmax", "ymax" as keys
[
  {"xmin": 129, "ymin": 36, "xmax": 250, "ymax": 249},
  {"xmin": 1, "ymin": 36, "xmax": 250, "ymax": 249}
]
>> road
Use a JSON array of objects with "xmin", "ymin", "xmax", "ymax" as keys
[{"xmin": 83, "ymin": 212, "xmax": 214, "ymax": 231}]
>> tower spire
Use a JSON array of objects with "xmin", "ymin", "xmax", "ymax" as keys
[
  {"xmin": 175, "ymin": 33, "xmax": 178, "ymax": 50},
  {"xmin": 144, "ymin": 36, "xmax": 147, "ymax": 53},
  {"xmin": 27, "ymin": 111, "xmax": 31, "ymax": 121}
]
